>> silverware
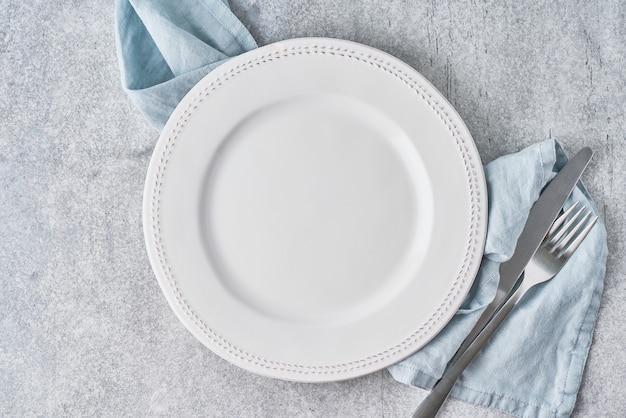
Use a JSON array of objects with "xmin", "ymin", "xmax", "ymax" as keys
[
  {"xmin": 412, "ymin": 203, "xmax": 598, "ymax": 417},
  {"xmin": 442, "ymin": 147, "xmax": 593, "ymax": 377}
]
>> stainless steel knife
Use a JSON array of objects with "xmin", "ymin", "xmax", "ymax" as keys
[{"xmin": 411, "ymin": 146, "xmax": 593, "ymax": 418}]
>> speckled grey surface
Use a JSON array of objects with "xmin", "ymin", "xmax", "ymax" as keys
[{"xmin": 1, "ymin": 1, "xmax": 625, "ymax": 416}]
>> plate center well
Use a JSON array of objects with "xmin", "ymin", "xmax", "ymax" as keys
[{"xmin": 202, "ymin": 95, "xmax": 433, "ymax": 324}]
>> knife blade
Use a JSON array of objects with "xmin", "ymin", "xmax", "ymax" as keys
[{"xmin": 445, "ymin": 146, "xmax": 593, "ymax": 371}]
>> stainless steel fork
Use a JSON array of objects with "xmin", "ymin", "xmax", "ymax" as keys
[{"xmin": 412, "ymin": 202, "xmax": 598, "ymax": 418}]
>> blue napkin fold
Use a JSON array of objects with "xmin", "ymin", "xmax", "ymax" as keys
[
  {"xmin": 115, "ymin": 0, "xmax": 257, "ymax": 131},
  {"xmin": 115, "ymin": 2, "xmax": 608, "ymax": 416}
]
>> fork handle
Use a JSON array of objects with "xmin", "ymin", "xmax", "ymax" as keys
[{"xmin": 411, "ymin": 288, "xmax": 523, "ymax": 418}]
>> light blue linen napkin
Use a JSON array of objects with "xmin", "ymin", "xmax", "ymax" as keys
[
  {"xmin": 115, "ymin": 2, "xmax": 608, "ymax": 416},
  {"xmin": 115, "ymin": 0, "xmax": 257, "ymax": 131}
]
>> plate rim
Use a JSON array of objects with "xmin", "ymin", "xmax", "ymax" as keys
[{"xmin": 143, "ymin": 37, "xmax": 488, "ymax": 382}]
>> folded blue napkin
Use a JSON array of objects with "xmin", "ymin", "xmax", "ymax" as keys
[
  {"xmin": 115, "ymin": 2, "xmax": 608, "ymax": 416},
  {"xmin": 115, "ymin": 0, "xmax": 257, "ymax": 131}
]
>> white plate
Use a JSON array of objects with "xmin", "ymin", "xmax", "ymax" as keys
[{"xmin": 143, "ymin": 38, "xmax": 487, "ymax": 382}]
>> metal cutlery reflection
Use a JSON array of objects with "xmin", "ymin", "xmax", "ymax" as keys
[
  {"xmin": 412, "ymin": 202, "xmax": 598, "ymax": 418},
  {"xmin": 441, "ymin": 148, "xmax": 593, "ymax": 387}
]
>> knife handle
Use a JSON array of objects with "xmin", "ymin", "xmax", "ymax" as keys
[{"xmin": 411, "ymin": 287, "xmax": 522, "ymax": 418}]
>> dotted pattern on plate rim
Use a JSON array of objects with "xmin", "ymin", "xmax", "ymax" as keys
[{"xmin": 149, "ymin": 43, "xmax": 483, "ymax": 376}]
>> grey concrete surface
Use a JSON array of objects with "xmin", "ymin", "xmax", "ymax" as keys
[{"xmin": 1, "ymin": 0, "xmax": 625, "ymax": 416}]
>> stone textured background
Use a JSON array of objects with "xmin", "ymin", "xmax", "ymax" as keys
[{"xmin": 1, "ymin": 0, "xmax": 624, "ymax": 416}]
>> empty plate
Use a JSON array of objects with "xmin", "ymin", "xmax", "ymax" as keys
[{"xmin": 143, "ymin": 37, "xmax": 487, "ymax": 382}]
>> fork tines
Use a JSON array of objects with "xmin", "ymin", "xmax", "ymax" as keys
[{"xmin": 544, "ymin": 201, "xmax": 598, "ymax": 258}]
